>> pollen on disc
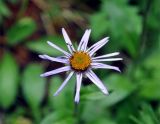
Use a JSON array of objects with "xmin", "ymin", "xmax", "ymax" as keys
[{"xmin": 70, "ymin": 51, "xmax": 91, "ymax": 71}]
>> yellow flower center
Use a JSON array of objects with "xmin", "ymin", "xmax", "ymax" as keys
[{"xmin": 70, "ymin": 51, "xmax": 91, "ymax": 71}]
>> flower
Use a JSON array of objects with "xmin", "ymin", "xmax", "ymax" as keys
[{"xmin": 39, "ymin": 28, "xmax": 122, "ymax": 103}]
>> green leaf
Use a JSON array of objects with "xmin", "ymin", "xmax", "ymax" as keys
[
  {"xmin": 81, "ymin": 85, "xmax": 107, "ymax": 101},
  {"xmin": 130, "ymin": 103, "xmax": 160, "ymax": 124},
  {"xmin": 90, "ymin": 12, "xmax": 109, "ymax": 40},
  {"xmin": 144, "ymin": 50, "xmax": 160, "ymax": 70},
  {"xmin": 26, "ymin": 36, "xmax": 68, "ymax": 56},
  {"xmin": 0, "ymin": 1, "xmax": 11, "ymax": 17},
  {"xmin": 48, "ymin": 75, "xmax": 74, "ymax": 111},
  {"xmin": 90, "ymin": 0, "xmax": 142, "ymax": 57},
  {"xmin": 139, "ymin": 79, "xmax": 160, "ymax": 100},
  {"xmin": 40, "ymin": 112, "xmax": 60, "ymax": 124},
  {"xmin": 81, "ymin": 101, "xmax": 107, "ymax": 123},
  {"xmin": 102, "ymin": 74, "xmax": 135, "ymax": 107},
  {"xmin": 0, "ymin": 51, "xmax": 19, "ymax": 109},
  {"xmin": 40, "ymin": 112, "xmax": 76, "ymax": 124},
  {"xmin": 81, "ymin": 74, "xmax": 135, "ymax": 107},
  {"xmin": 82, "ymin": 91, "xmax": 107, "ymax": 101},
  {"xmin": 6, "ymin": 17, "xmax": 36, "ymax": 45},
  {"xmin": 48, "ymin": 76, "xmax": 65, "ymax": 109},
  {"xmin": 22, "ymin": 63, "xmax": 46, "ymax": 109}
]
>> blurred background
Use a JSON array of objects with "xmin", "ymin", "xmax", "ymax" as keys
[{"xmin": 0, "ymin": 0, "xmax": 160, "ymax": 124}]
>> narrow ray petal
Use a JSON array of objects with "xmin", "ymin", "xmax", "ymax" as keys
[
  {"xmin": 40, "ymin": 66, "xmax": 71, "ymax": 77},
  {"xmin": 77, "ymin": 29, "xmax": 88, "ymax": 51},
  {"xmin": 88, "ymin": 37, "xmax": 109, "ymax": 56},
  {"xmin": 92, "ymin": 52, "xmax": 120, "ymax": 59},
  {"xmin": 75, "ymin": 73, "xmax": 83, "ymax": 103},
  {"xmin": 78, "ymin": 29, "xmax": 91, "ymax": 51},
  {"xmin": 56, "ymin": 56, "xmax": 68, "ymax": 59},
  {"xmin": 86, "ymin": 70, "xmax": 109, "ymax": 95},
  {"xmin": 86, "ymin": 37, "xmax": 109, "ymax": 52},
  {"xmin": 47, "ymin": 41, "xmax": 71, "ymax": 57},
  {"xmin": 62, "ymin": 28, "xmax": 75, "ymax": 53},
  {"xmin": 54, "ymin": 72, "xmax": 74, "ymax": 96},
  {"xmin": 39, "ymin": 54, "xmax": 69, "ymax": 64},
  {"xmin": 92, "ymin": 58, "xmax": 123, "ymax": 62},
  {"xmin": 91, "ymin": 63, "xmax": 121, "ymax": 72}
]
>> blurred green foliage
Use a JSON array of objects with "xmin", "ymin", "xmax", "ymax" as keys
[
  {"xmin": 0, "ymin": 52, "xmax": 19, "ymax": 109},
  {"xmin": 7, "ymin": 17, "xmax": 37, "ymax": 45},
  {"xmin": 0, "ymin": 0, "xmax": 160, "ymax": 124},
  {"xmin": 90, "ymin": 0, "xmax": 141, "ymax": 57}
]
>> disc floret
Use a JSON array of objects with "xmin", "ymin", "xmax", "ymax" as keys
[{"xmin": 70, "ymin": 51, "xmax": 91, "ymax": 71}]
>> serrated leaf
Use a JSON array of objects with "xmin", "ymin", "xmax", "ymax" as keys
[
  {"xmin": 26, "ymin": 36, "xmax": 68, "ymax": 56},
  {"xmin": 0, "ymin": 51, "xmax": 19, "ymax": 109},
  {"xmin": 7, "ymin": 17, "xmax": 36, "ymax": 45},
  {"xmin": 22, "ymin": 64, "xmax": 46, "ymax": 109}
]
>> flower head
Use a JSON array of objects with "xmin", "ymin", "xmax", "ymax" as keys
[{"xmin": 39, "ymin": 28, "xmax": 122, "ymax": 103}]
